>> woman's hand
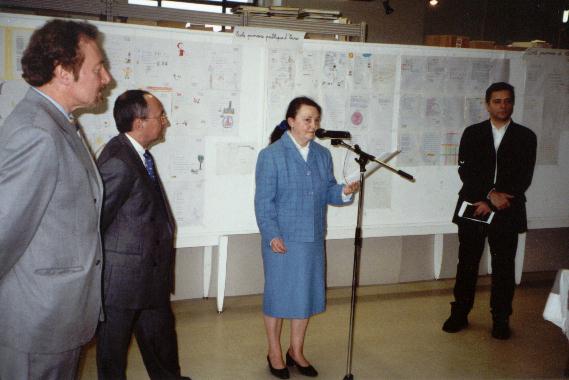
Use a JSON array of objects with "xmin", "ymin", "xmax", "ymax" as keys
[
  {"xmin": 343, "ymin": 181, "xmax": 361, "ymax": 195},
  {"xmin": 270, "ymin": 238, "xmax": 287, "ymax": 254}
]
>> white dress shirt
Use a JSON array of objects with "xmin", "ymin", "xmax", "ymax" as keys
[
  {"xmin": 125, "ymin": 133, "xmax": 147, "ymax": 167},
  {"xmin": 491, "ymin": 120, "xmax": 510, "ymax": 183}
]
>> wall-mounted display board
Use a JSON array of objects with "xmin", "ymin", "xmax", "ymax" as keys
[{"xmin": 1, "ymin": 13, "xmax": 568, "ymax": 248}]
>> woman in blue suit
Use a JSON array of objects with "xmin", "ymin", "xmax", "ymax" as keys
[{"xmin": 255, "ymin": 97, "xmax": 359, "ymax": 379}]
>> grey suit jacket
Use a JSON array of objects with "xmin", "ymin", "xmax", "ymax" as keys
[
  {"xmin": 0, "ymin": 88, "xmax": 104, "ymax": 353},
  {"xmin": 97, "ymin": 134, "xmax": 175, "ymax": 310}
]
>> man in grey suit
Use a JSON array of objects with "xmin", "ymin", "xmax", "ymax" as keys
[
  {"xmin": 96, "ymin": 90, "xmax": 190, "ymax": 380},
  {"xmin": 0, "ymin": 20, "xmax": 112, "ymax": 379}
]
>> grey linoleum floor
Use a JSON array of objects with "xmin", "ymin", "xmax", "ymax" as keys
[{"xmin": 78, "ymin": 271, "xmax": 568, "ymax": 379}]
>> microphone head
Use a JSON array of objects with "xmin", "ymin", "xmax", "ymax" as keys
[{"xmin": 315, "ymin": 129, "xmax": 351, "ymax": 139}]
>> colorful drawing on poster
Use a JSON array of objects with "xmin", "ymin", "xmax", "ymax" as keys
[
  {"xmin": 177, "ymin": 42, "xmax": 185, "ymax": 56},
  {"xmin": 351, "ymin": 110, "xmax": 363, "ymax": 126},
  {"xmin": 222, "ymin": 100, "xmax": 234, "ymax": 128}
]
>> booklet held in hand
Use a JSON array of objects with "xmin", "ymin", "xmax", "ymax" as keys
[{"xmin": 458, "ymin": 201, "xmax": 495, "ymax": 224}]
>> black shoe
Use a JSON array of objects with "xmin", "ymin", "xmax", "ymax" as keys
[
  {"xmin": 442, "ymin": 314, "xmax": 468, "ymax": 333},
  {"xmin": 286, "ymin": 351, "xmax": 318, "ymax": 377},
  {"xmin": 267, "ymin": 356, "xmax": 290, "ymax": 379},
  {"xmin": 442, "ymin": 302, "xmax": 469, "ymax": 333},
  {"xmin": 492, "ymin": 319, "xmax": 511, "ymax": 340}
]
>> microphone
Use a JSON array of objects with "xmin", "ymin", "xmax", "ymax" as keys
[{"xmin": 315, "ymin": 129, "xmax": 351, "ymax": 139}]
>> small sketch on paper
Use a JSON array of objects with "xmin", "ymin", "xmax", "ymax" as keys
[
  {"xmin": 222, "ymin": 100, "xmax": 235, "ymax": 128},
  {"xmin": 223, "ymin": 100, "xmax": 234, "ymax": 114},
  {"xmin": 215, "ymin": 142, "xmax": 256, "ymax": 175},
  {"xmin": 122, "ymin": 67, "xmax": 133, "ymax": 80},
  {"xmin": 351, "ymin": 111, "xmax": 363, "ymax": 126},
  {"xmin": 191, "ymin": 154, "xmax": 205, "ymax": 174},
  {"xmin": 442, "ymin": 132, "xmax": 460, "ymax": 165},
  {"xmin": 177, "ymin": 42, "xmax": 185, "ymax": 56}
]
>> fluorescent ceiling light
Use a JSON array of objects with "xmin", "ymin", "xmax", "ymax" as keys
[
  {"xmin": 128, "ymin": 0, "xmax": 157, "ymax": 6},
  {"xmin": 163, "ymin": 1, "xmax": 222, "ymax": 12}
]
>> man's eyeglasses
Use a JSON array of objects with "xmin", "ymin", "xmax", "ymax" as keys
[{"xmin": 145, "ymin": 114, "xmax": 169, "ymax": 123}]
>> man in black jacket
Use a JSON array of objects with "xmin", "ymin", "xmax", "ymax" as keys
[{"xmin": 442, "ymin": 82, "xmax": 537, "ymax": 340}]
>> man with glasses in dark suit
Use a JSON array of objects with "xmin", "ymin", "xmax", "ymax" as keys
[{"xmin": 96, "ymin": 90, "xmax": 190, "ymax": 379}]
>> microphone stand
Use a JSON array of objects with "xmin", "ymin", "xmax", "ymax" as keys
[{"xmin": 330, "ymin": 139, "xmax": 415, "ymax": 380}]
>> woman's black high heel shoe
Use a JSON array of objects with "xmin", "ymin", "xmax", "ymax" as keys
[
  {"xmin": 267, "ymin": 356, "xmax": 290, "ymax": 379},
  {"xmin": 286, "ymin": 351, "xmax": 318, "ymax": 377}
]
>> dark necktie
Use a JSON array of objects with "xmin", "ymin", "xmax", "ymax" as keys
[{"xmin": 144, "ymin": 150, "xmax": 157, "ymax": 182}]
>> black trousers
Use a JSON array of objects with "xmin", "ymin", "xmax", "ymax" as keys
[
  {"xmin": 453, "ymin": 219, "xmax": 519, "ymax": 318},
  {"xmin": 96, "ymin": 305, "xmax": 182, "ymax": 380}
]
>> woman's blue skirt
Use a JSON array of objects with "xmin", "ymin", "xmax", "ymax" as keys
[{"xmin": 262, "ymin": 239, "xmax": 325, "ymax": 319}]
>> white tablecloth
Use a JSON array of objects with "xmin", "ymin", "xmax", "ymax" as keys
[{"xmin": 543, "ymin": 269, "xmax": 569, "ymax": 340}]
